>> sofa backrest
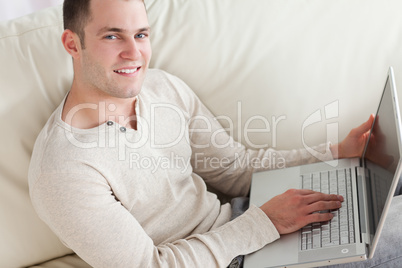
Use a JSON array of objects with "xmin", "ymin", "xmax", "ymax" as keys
[
  {"xmin": 1, "ymin": 1, "xmax": 402, "ymax": 267},
  {"xmin": 0, "ymin": 6, "xmax": 74, "ymax": 268},
  {"xmin": 146, "ymin": 0, "xmax": 402, "ymax": 150}
]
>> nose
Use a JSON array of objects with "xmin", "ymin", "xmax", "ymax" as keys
[{"xmin": 120, "ymin": 38, "xmax": 141, "ymax": 60}]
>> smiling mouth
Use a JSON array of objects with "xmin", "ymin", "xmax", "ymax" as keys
[{"xmin": 113, "ymin": 67, "xmax": 140, "ymax": 74}]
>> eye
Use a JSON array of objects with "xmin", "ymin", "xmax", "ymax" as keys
[
  {"xmin": 135, "ymin": 33, "xmax": 147, "ymax": 39},
  {"xmin": 105, "ymin": 35, "xmax": 117, "ymax": 40}
]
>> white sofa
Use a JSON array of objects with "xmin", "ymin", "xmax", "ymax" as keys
[{"xmin": 1, "ymin": 0, "xmax": 402, "ymax": 267}]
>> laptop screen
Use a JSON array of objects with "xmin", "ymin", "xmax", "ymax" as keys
[{"xmin": 362, "ymin": 71, "xmax": 401, "ymax": 235}]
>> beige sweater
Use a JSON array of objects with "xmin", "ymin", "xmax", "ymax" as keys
[{"xmin": 29, "ymin": 69, "xmax": 333, "ymax": 267}]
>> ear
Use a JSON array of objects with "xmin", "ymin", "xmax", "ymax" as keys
[{"xmin": 61, "ymin": 29, "xmax": 82, "ymax": 59}]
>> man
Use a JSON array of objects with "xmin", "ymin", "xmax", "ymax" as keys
[{"xmin": 28, "ymin": 0, "xmax": 390, "ymax": 267}]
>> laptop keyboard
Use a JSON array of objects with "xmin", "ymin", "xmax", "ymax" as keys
[{"xmin": 300, "ymin": 168, "xmax": 355, "ymax": 251}]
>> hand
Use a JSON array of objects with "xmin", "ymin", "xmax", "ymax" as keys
[
  {"xmin": 260, "ymin": 189, "xmax": 343, "ymax": 235},
  {"xmin": 331, "ymin": 114, "xmax": 375, "ymax": 159}
]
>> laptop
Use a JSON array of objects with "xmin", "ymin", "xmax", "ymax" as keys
[{"xmin": 244, "ymin": 67, "xmax": 402, "ymax": 268}]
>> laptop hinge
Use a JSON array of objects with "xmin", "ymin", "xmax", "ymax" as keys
[{"xmin": 355, "ymin": 167, "xmax": 371, "ymax": 246}]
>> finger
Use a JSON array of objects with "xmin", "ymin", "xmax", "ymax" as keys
[
  {"xmin": 292, "ymin": 189, "xmax": 342, "ymax": 199},
  {"xmin": 305, "ymin": 200, "xmax": 342, "ymax": 214},
  {"xmin": 354, "ymin": 114, "xmax": 375, "ymax": 136},
  {"xmin": 303, "ymin": 192, "xmax": 344, "ymax": 204},
  {"xmin": 305, "ymin": 212, "xmax": 335, "ymax": 225},
  {"xmin": 295, "ymin": 189, "xmax": 316, "ymax": 195}
]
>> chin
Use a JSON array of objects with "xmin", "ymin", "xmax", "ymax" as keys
[{"xmin": 120, "ymin": 89, "xmax": 142, "ymax": 99}]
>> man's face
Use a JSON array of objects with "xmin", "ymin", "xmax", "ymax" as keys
[{"xmin": 77, "ymin": 0, "xmax": 151, "ymax": 99}]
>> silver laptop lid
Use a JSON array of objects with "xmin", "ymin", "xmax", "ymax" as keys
[{"xmin": 361, "ymin": 66, "xmax": 402, "ymax": 257}]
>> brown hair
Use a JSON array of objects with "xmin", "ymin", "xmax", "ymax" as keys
[
  {"xmin": 63, "ymin": 0, "xmax": 92, "ymax": 49},
  {"xmin": 63, "ymin": 0, "xmax": 146, "ymax": 49}
]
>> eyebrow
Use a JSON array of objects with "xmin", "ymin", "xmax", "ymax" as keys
[{"xmin": 96, "ymin": 26, "xmax": 150, "ymax": 36}]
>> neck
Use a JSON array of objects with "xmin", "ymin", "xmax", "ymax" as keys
[{"xmin": 62, "ymin": 82, "xmax": 138, "ymax": 130}]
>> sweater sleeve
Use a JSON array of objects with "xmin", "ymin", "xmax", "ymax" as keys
[
  {"xmin": 163, "ymin": 72, "xmax": 334, "ymax": 197},
  {"xmin": 30, "ymin": 170, "xmax": 279, "ymax": 268}
]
